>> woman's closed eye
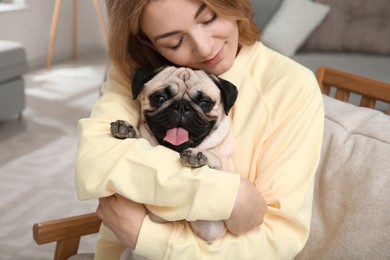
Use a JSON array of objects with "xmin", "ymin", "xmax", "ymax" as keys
[
  {"xmin": 202, "ymin": 14, "xmax": 217, "ymax": 25},
  {"xmin": 171, "ymin": 36, "xmax": 184, "ymax": 51},
  {"xmin": 169, "ymin": 14, "xmax": 217, "ymax": 51}
]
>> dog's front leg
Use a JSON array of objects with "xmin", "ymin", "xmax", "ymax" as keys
[
  {"xmin": 179, "ymin": 148, "xmax": 228, "ymax": 241},
  {"xmin": 110, "ymin": 120, "xmax": 139, "ymax": 139},
  {"xmin": 180, "ymin": 148, "xmax": 221, "ymax": 169}
]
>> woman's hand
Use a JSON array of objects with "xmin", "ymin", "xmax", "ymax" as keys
[
  {"xmin": 224, "ymin": 178, "xmax": 267, "ymax": 235},
  {"xmin": 96, "ymin": 194, "xmax": 146, "ymax": 249}
]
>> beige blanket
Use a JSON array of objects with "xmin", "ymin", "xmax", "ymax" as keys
[{"xmin": 297, "ymin": 95, "xmax": 390, "ymax": 259}]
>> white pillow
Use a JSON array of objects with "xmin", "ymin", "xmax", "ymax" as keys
[{"xmin": 261, "ymin": 0, "xmax": 330, "ymax": 56}]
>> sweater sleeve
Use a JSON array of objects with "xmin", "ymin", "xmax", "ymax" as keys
[
  {"xmin": 132, "ymin": 69, "xmax": 324, "ymax": 259},
  {"xmin": 75, "ymin": 67, "xmax": 240, "ymax": 221}
]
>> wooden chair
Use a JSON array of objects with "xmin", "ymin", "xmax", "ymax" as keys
[
  {"xmin": 316, "ymin": 66, "xmax": 390, "ymax": 115},
  {"xmin": 33, "ymin": 213, "xmax": 101, "ymax": 260},
  {"xmin": 32, "ymin": 67, "xmax": 390, "ymax": 259}
]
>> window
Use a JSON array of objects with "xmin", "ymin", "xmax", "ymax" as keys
[{"xmin": 0, "ymin": 0, "xmax": 26, "ymax": 12}]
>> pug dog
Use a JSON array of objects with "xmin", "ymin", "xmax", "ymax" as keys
[{"xmin": 110, "ymin": 66, "xmax": 238, "ymax": 243}]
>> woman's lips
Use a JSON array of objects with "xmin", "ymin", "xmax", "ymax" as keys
[{"xmin": 202, "ymin": 47, "xmax": 224, "ymax": 65}]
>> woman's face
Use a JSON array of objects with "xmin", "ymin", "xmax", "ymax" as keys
[{"xmin": 141, "ymin": 0, "xmax": 239, "ymax": 75}]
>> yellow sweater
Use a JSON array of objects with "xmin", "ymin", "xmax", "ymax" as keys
[{"xmin": 76, "ymin": 42, "xmax": 324, "ymax": 259}]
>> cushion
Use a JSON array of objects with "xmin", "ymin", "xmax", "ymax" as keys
[
  {"xmin": 302, "ymin": 0, "xmax": 390, "ymax": 54},
  {"xmin": 260, "ymin": 0, "xmax": 330, "ymax": 57},
  {"xmin": 296, "ymin": 95, "xmax": 390, "ymax": 259},
  {"xmin": 292, "ymin": 52, "xmax": 390, "ymax": 84},
  {"xmin": 0, "ymin": 40, "xmax": 28, "ymax": 82},
  {"xmin": 250, "ymin": 0, "xmax": 284, "ymax": 29}
]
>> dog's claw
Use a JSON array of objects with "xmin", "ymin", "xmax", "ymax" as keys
[
  {"xmin": 110, "ymin": 120, "xmax": 137, "ymax": 139},
  {"xmin": 180, "ymin": 149, "xmax": 208, "ymax": 167}
]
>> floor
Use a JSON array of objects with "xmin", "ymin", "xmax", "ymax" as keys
[{"xmin": 0, "ymin": 52, "xmax": 109, "ymax": 259}]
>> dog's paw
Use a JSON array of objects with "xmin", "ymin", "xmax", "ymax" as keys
[
  {"xmin": 110, "ymin": 120, "xmax": 137, "ymax": 139},
  {"xmin": 180, "ymin": 148, "xmax": 208, "ymax": 168}
]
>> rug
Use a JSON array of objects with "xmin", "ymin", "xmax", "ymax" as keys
[{"xmin": 0, "ymin": 55, "xmax": 107, "ymax": 259}]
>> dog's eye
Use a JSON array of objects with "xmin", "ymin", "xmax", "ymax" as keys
[
  {"xmin": 199, "ymin": 99, "xmax": 212, "ymax": 112},
  {"xmin": 151, "ymin": 94, "xmax": 167, "ymax": 107}
]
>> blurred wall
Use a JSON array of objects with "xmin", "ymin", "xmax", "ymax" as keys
[{"xmin": 0, "ymin": 0, "xmax": 107, "ymax": 69}]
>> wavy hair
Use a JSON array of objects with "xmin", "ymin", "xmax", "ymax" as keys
[{"xmin": 105, "ymin": 0, "xmax": 259, "ymax": 83}]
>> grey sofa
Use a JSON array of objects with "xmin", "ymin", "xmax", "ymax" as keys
[
  {"xmin": 253, "ymin": 0, "xmax": 390, "ymax": 84},
  {"xmin": 0, "ymin": 40, "xmax": 27, "ymax": 120}
]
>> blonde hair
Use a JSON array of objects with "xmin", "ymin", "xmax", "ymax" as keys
[{"xmin": 105, "ymin": 0, "xmax": 259, "ymax": 83}]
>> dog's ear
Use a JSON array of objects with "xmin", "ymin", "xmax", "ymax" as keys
[
  {"xmin": 131, "ymin": 67, "xmax": 162, "ymax": 100},
  {"xmin": 210, "ymin": 76, "xmax": 238, "ymax": 115}
]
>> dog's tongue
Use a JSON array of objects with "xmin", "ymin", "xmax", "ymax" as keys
[{"xmin": 163, "ymin": 127, "xmax": 189, "ymax": 146}]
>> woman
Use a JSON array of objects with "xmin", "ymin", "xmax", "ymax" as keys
[{"xmin": 76, "ymin": 0, "xmax": 324, "ymax": 259}]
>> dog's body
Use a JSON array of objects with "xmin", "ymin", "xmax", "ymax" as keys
[{"xmin": 110, "ymin": 66, "xmax": 238, "ymax": 252}]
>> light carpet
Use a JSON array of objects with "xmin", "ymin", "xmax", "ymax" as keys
[{"xmin": 0, "ymin": 54, "xmax": 108, "ymax": 259}]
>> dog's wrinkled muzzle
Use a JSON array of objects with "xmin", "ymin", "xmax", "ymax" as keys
[{"xmin": 145, "ymin": 100, "xmax": 215, "ymax": 152}]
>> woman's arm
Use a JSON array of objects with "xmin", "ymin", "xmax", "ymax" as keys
[
  {"xmin": 75, "ymin": 67, "xmax": 241, "ymax": 222},
  {"xmin": 96, "ymin": 195, "xmax": 146, "ymax": 250},
  {"xmin": 96, "ymin": 179, "xmax": 268, "ymax": 250}
]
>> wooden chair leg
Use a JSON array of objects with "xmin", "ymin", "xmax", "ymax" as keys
[
  {"xmin": 54, "ymin": 237, "xmax": 81, "ymax": 260},
  {"xmin": 93, "ymin": 0, "xmax": 108, "ymax": 49},
  {"xmin": 47, "ymin": 0, "xmax": 63, "ymax": 69}
]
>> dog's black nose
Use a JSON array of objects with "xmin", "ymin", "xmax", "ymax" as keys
[{"xmin": 174, "ymin": 101, "xmax": 191, "ymax": 115}]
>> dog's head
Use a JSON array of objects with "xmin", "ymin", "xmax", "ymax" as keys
[{"xmin": 131, "ymin": 66, "xmax": 238, "ymax": 152}]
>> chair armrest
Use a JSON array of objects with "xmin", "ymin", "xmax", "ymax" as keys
[
  {"xmin": 316, "ymin": 66, "xmax": 390, "ymax": 114},
  {"xmin": 33, "ymin": 213, "xmax": 101, "ymax": 260}
]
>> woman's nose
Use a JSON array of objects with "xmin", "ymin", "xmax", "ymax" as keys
[{"xmin": 191, "ymin": 30, "xmax": 213, "ymax": 57}]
